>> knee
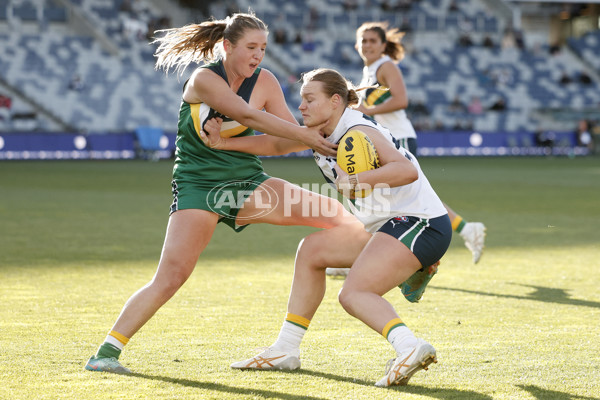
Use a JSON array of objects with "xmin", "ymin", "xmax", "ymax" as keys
[
  {"xmin": 163, "ymin": 274, "xmax": 188, "ymax": 297},
  {"xmin": 150, "ymin": 261, "xmax": 193, "ymax": 299},
  {"xmin": 338, "ymin": 286, "xmax": 357, "ymax": 315},
  {"xmin": 296, "ymin": 236, "xmax": 327, "ymax": 270}
]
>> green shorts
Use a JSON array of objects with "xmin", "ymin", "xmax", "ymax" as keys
[{"xmin": 169, "ymin": 172, "xmax": 271, "ymax": 232}]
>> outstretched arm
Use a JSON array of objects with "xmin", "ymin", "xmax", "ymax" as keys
[
  {"xmin": 201, "ymin": 117, "xmax": 310, "ymax": 156},
  {"xmin": 186, "ymin": 68, "xmax": 336, "ymax": 156}
]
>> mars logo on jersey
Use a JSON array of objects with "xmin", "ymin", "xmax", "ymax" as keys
[
  {"xmin": 344, "ymin": 136, "xmax": 354, "ymax": 151},
  {"xmin": 207, "ymin": 180, "xmax": 279, "ymax": 220}
]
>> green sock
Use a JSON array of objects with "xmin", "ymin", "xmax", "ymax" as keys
[{"xmin": 96, "ymin": 343, "xmax": 121, "ymax": 359}]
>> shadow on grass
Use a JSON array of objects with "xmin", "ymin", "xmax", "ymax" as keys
[
  {"xmin": 130, "ymin": 369, "xmax": 492, "ymax": 399},
  {"xmin": 430, "ymin": 284, "xmax": 600, "ymax": 309},
  {"xmin": 295, "ymin": 369, "xmax": 493, "ymax": 399},
  {"xmin": 129, "ymin": 372, "xmax": 328, "ymax": 400},
  {"xmin": 517, "ymin": 384, "xmax": 599, "ymax": 400}
]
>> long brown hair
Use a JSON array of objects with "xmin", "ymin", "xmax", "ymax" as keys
[
  {"xmin": 356, "ymin": 21, "xmax": 405, "ymax": 62},
  {"xmin": 301, "ymin": 68, "xmax": 360, "ymax": 107},
  {"xmin": 153, "ymin": 12, "xmax": 268, "ymax": 73}
]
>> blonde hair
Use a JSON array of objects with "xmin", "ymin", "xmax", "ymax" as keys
[
  {"xmin": 153, "ymin": 12, "xmax": 268, "ymax": 73},
  {"xmin": 356, "ymin": 21, "xmax": 405, "ymax": 62},
  {"xmin": 301, "ymin": 68, "xmax": 360, "ymax": 107}
]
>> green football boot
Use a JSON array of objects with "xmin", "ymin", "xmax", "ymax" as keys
[
  {"xmin": 85, "ymin": 356, "xmax": 131, "ymax": 374},
  {"xmin": 400, "ymin": 262, "xmax": 439, "ymax": 303}
]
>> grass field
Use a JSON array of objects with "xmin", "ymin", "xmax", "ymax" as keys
[{"xmin": 1, "ymin": 156, "xmax": 599, "ymax": 400}]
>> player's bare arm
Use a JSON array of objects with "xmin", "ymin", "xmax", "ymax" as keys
[
  {"xmin": 257, "ymin": 69, "xmax": 298, "ymax": 125},
  {"xmin": 350, "ymin": 125, "xmax": 418, "ymax": 188},
  {"xmin": 201, "ymin": 116, "xmax": 308, "ymax": 155},
  {"xmin": 188, "ymin": 68, "xmax": 336, "ymax": 156}
]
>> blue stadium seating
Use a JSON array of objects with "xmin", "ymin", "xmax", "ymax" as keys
[
  {"xmin": 13, "ymin": 1, "xmax": 37, "ymax": 21},
  {"xmin": 0, "ymin": 0, "xmax": 598, "ymax": 137},
  {"xmin": 568, "ymin": 30, "xmax": 600, "ymax": 71}
]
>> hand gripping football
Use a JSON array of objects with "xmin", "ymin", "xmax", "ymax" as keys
[{"xmin": 336, "ymin": 129, "xmax": 380, "ymax": 198}]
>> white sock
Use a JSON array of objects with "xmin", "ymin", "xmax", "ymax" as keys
[
  {"xmin": 272, "ymin": 321, "xmax": 306, "ymax": 353},
  {"xmin": 387, "ymin": 326, "xmax": 418, "ymax": 356},
  {"xmin": 104, "ymin": 334, "xmax": 125, "ymax": 351}
]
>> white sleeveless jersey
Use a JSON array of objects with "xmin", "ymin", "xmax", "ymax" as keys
[
  {"xmin": 359, "ymin": 55, "xmax": 417, "ymax": 140},
  {"xmin": 313, "ymin": 109, "xmax": 446, "ymax": 232}
]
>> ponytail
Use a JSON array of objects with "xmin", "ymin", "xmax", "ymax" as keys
[
  {"xmin": 347, "ymin": 88, "xmax": 360, "ymax": 107},
  {"xmin": 153, "ymin": 12, "xmax": 268, "ymax": 74},
  {"xmin": 154, "ymin": 21, "xmax": 227, "ymax": 73}
]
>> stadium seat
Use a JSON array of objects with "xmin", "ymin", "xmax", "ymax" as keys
[
  {"xmin": 134, "ymin": 126, "xmax": 164, "ymax": 161},
  {"xmin": 0, "ymin": 0, "xmax": 598, "ymax": 139}
]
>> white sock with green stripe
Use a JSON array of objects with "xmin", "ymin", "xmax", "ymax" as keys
[
  {"xmin": 272, "ymin": 313, "xmax": 310, "ymax": 353},
  {"xmin": 382, "ymin": 318, "xmax": 418, "ymax": 356}
]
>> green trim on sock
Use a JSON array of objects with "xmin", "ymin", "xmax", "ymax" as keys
[
  {"xmin": 385, "ymin": 323, "xmax": 406, "ymax": 340},
  {"xmin": 455, "ymin": 219, "xmax": 467, "ymax": 233},
  {"xmin": 96, "ymin": 343, "xmax": 121, "ymax": 359},
  {"xmin": 286, "ymin": 320, "xmax": 309, "ymax": 330}
]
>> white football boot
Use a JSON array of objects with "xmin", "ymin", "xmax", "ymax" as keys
[
  {"xmin": 375, "ymin": 339, "xmax": 437, "ymax": 387},
  {"xmin": 325, "ymin": 268, "xmax": 350, "ymax": 277},
  {"xmin": 459, "ymin": 222, "xmax": 486, "ymax": 264},
  {"xmin": 230, "ymin": 347, "xmax": 301, "ymax": 370}
]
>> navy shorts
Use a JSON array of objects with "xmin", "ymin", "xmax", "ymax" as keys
[
  {"xmin": 393, "ymin": 137, "xmax": 417, "ymax": 155},
  {"xmin": 378, "ymin": 214, "xmax": 452, "ymax": 267}
]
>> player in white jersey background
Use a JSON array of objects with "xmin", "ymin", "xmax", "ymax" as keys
[{"xmin": 325, "ymin": 21, "xmax": 486, "ymax": 276}]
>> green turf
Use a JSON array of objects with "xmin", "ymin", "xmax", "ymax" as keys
[{"xmin": 1, "ymin": 157, "xmax": 599, "ymax": 399}]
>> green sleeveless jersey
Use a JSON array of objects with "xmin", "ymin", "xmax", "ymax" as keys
[{"xmin": 172, "ymin": 60, "xmax": 264, "ymax": 185}]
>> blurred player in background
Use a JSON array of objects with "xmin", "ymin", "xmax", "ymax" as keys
[
  {"xmin": 84, "ymin": 12, "xmax": 358, "ymax": 375},
  {"xmin": 202, "ymin": 68, "xmax": 452, "ymax": 387},
  {"xmin": 325, "ymin": 22, "xmax": 486, "ymax": 277}
]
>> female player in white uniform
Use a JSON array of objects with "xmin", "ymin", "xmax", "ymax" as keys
[
  {"xmin": 356, "ymin": 39, "xmax": 417, "ymax": 154},
  {"xmin": 348, "ymin": 22, "xmax": 486, "ymax": 270},
  {"xmin": 202, "ymin": 68, "xmax": 452, "ymax": 387}
]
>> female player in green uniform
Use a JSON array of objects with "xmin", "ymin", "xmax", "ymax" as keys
[{"xmin": 84, "ymin": 12, "xmax": 359, "ymax": 374}]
